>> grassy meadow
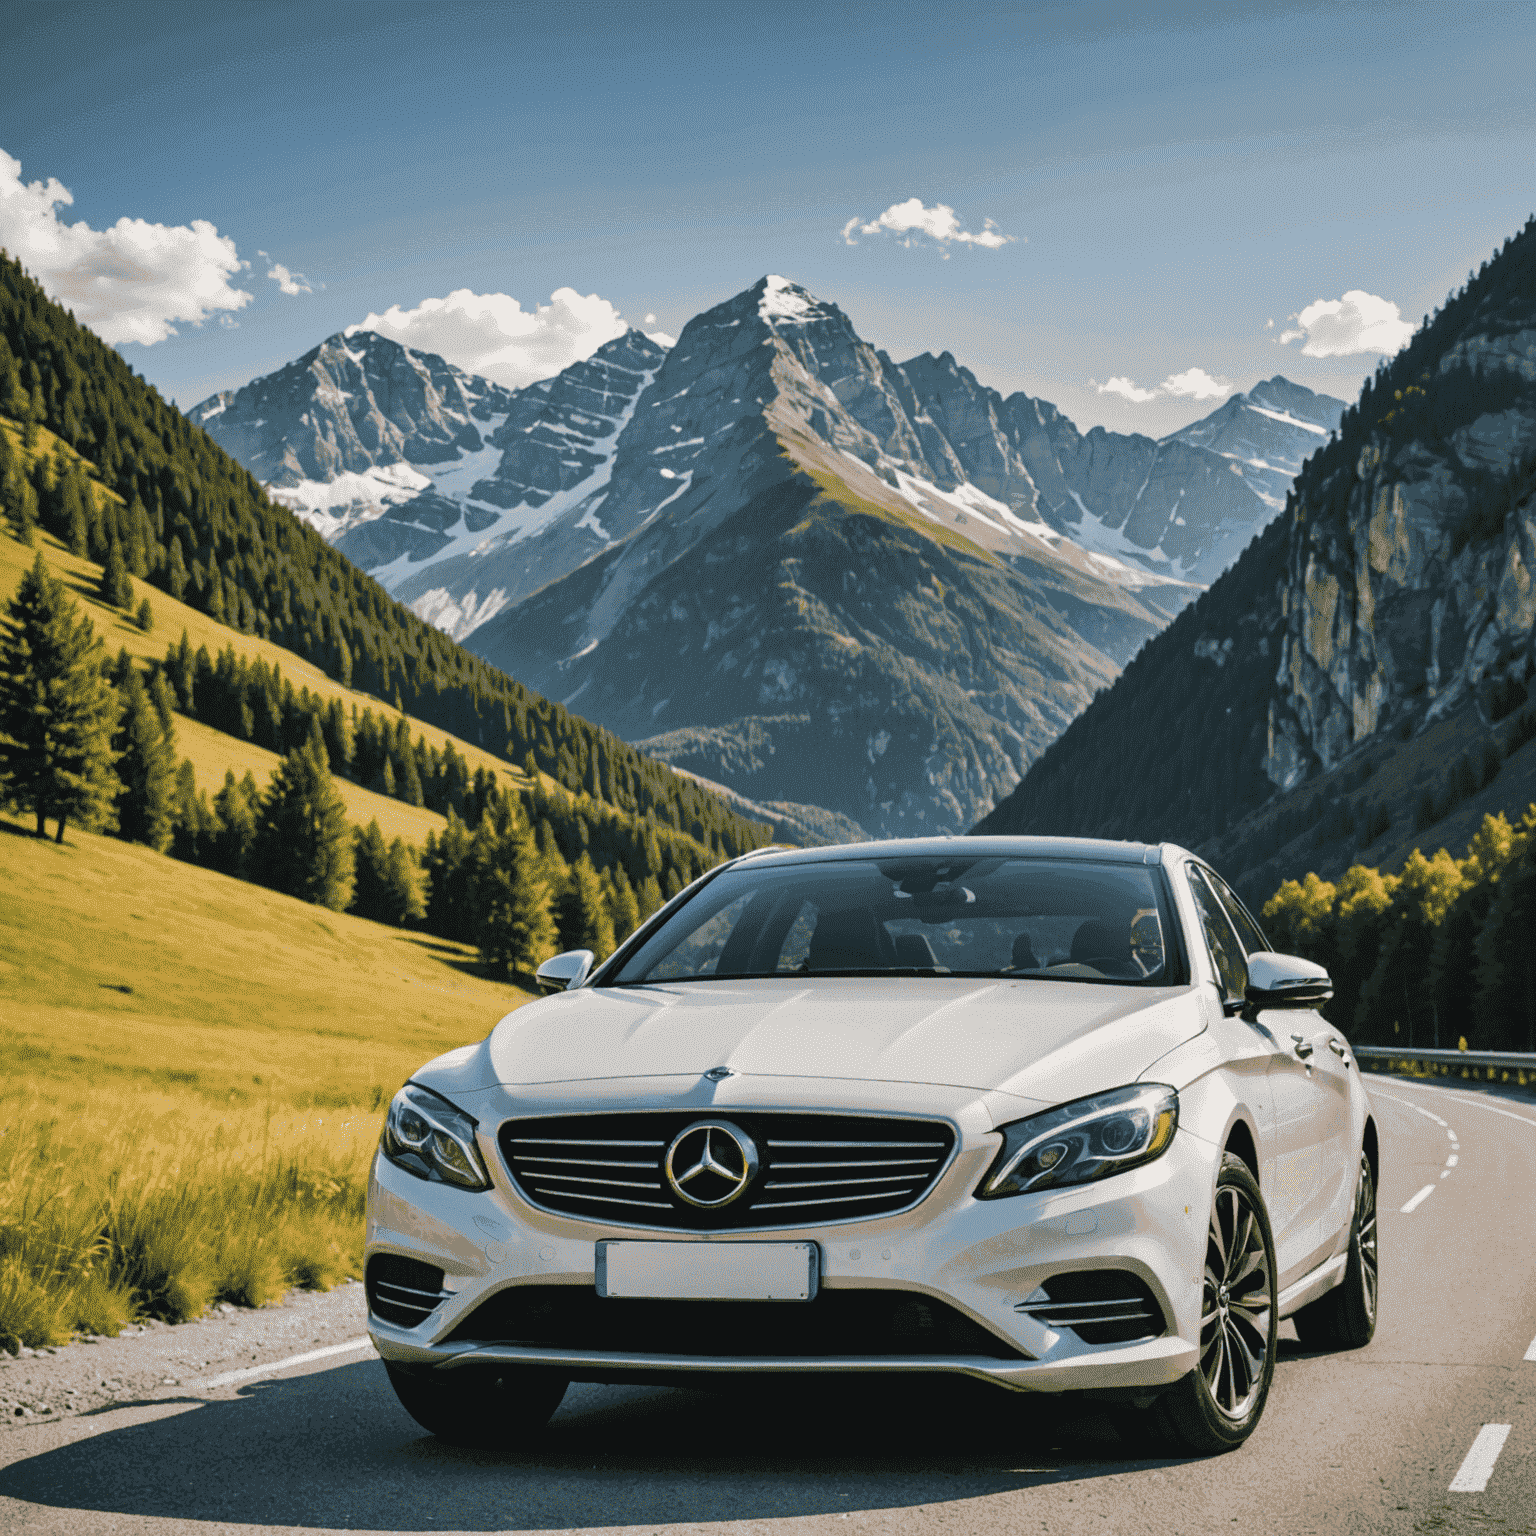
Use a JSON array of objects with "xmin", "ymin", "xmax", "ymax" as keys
[{"xmin": 0, "ymin": 814, "xmax": 534, "ymax": 1349}]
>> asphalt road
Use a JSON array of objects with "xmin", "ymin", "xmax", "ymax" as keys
[{"xmin": 1, "ymin": 1074, "xmax": 1532, "ymax": 1536}]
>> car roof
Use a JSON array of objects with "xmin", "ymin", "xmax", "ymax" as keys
[{"xmin": 733, "ymin": 835, "xmax": 1184, "ymax": 869}]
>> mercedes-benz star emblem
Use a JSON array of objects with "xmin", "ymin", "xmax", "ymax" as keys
[{"xmin": 663, "ymin": 1120, "xmax": 759, "ymax": 1209}]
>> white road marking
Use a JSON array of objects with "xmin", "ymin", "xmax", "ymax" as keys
[
  {"xmin": 1400, "ymin": 1185, "xmax": 1437, "ymax": 1213},
  {"xmin": 1526, "ymin": 1335, "xmax": 1536, "ymax": 1363},
  {"xmin": 1448, "ymin": 1424, "xmax": 1512, "ymax": 1492},
  {"xmin": 194, "ymin": 1337, "xmax": 373, "ymax": 1390},
  {"xmin": 1372, "ymin": 1081, "xmax": 1536, "ymax": 1129},
  {"xmin": 1373, "ymin": 1091, "xmax": 1449, "ymax": 1127}
]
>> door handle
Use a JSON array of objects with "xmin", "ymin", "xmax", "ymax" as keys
[
  {"xmin": 1328, "ymin": 1038, "xmax": 1349, "ymax": 1060},
  {"xmin": 1291, "ymin": 1033, "xmax": 1315, "ymax": 1060}
]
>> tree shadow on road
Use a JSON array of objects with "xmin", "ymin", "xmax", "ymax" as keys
[{"xmin": 0, "ymin": 1360, "xmax": 1195, "ymax": 1530}]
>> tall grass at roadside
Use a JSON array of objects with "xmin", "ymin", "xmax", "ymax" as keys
[
  {"xmin": 0, "ymin": 1088, "xmax": 378, "ymax": 1350},
  {"xmin": 0, "ymin": 813, "xmax": 533, "ymax": 1349}
]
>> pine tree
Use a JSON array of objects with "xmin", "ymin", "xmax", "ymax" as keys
[
  {"xmin": 1474, "ymin": 845, "xmax": 1536, "ymax": 1051},
  {"xmin": 1, "ymin": 454, "xmax": 37, "ymax": 545},
  {"xmin": 100, "ymin": 539, "xmax": 133, "ymax": 610},
  {"xmin": 169, "ymin": 758, "xmax": 220, "ymax": 866},
  {"xmin": 471, "ymin": 814, "xmax": 555, "ymax": 978},
  {"xmin": 212, "ymin": 770, "xmax": 259, "ymax": 878},
  {"xmin": 251, "ymin": 738, "xmax": 353, "ymax": 909},
  {"xmin": 0, "ymin": 553, "xmax": 120, "ymax": 840},
  {"xmin": 110, "ymin": 666, "xmax": 176, "ymax": 849},
  {"xmin": 555, "ymin": 854, "xmax": 616, "ymax": 957},
  {"xmin": 135, "ymin": 597, "xmax": 153, "ymax": 632},
  {"xmin": 349, "ymin": 819, "xmax": 427, "ymax": 927},
  {"xmin": 607, "ymin": 864, "xmax": 641, "ymax": 943}
]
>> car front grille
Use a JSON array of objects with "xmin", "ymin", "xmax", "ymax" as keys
[
  {"xmin": 446, "ymin": 1284, "xmax": 1026, "ymax": 1359},
  {"xmin": 366, "ymin": 1253, "xmax": 452, "ymax": 1329},
  {"xmin": 1017, "ymin": 1270, "xmax": 1166, "ymax": 1345},
  {"xmin": 498, "ymin": 1112, "xmax": 956, "ymax": 1231}
]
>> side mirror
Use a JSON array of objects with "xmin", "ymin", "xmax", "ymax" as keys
[
  {"xmin": 534, "ymin": 949, "xmax": 595, "ymax": 995},
  {"xmin": 1242, "ymin": 951, "xmax": 1333, "ymax": 1021}
]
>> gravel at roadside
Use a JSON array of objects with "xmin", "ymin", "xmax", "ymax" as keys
[{"xmin": 0, "ymin": 1280, "xmax": 369, "ymax": 1430}]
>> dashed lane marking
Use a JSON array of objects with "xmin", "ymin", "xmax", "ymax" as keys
[
  {"xmin": 1371, "ymin": 1080, "xmax": 1536, "ymax": 1130},
  {"xmin": 1448, "ymin": 1424, "xmax": 1512, "ymax": 1493},
  {"xmin": 194, "ymin": 1337, "xmax": 373, "ymax": 1391},
  {"xmin": 1400, "ymin": 1184, "xmax": 1437, "ymax": 1214}
]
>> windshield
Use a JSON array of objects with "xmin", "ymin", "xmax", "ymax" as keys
[{"xmin": 609, "ymin": 855, "xmax": 1178, "ymax": 986}]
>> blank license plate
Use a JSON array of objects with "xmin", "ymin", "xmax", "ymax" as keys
[{"xmin": 596, "ymin": 1241, "xmax": 819, "ymax": 1301}]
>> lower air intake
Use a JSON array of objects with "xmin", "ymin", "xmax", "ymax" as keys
[
  {"xmin": 447, "ymin": 1285, "xmax": 1026, "ymax": 1359},
  {"xmin": 366, "ymin": 1253, "xmax": 451, "ymax": 1330},
  {"xmin": 1018, "ymin": 1270, "xmax": 1166, "ymax": 1345}
]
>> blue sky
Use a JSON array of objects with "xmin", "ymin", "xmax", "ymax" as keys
[{"xmin": 3, "ymin": 0, "xmax": 1533, "ymax": 435}]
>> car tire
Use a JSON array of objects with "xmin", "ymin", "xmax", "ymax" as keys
[
  {"xmin": 1291, "ymin": 1151, "xmax": 1378, "ymax": 1351},
  {"xmin": 1121, "ymin": 1153, "xmax": 1278, "ymax": 1456},
  {"xmin": 384, "ymin": 1360, "xmax": 567, "ymax": 1448}
]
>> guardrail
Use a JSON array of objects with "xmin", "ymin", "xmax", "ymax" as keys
[{"xmin": 1352, "ymin": 1045, "xmax": 1535, "ymax": 1087}]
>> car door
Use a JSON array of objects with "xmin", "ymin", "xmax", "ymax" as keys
[
  {"xmin": 1202, "ymin": 866, "xmax": 1354, "ymax": 1270},
  {"xmin": 1184, "ymin": 864, "xmax": 1326, "ymax": 1286}
]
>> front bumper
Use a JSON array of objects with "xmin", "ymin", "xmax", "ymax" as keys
[{"xmin": 365, "ymin": 1097, "xmax": 1215, "ymax": 1397}]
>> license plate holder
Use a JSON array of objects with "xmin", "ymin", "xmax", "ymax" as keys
[{"xmin": 595, "ymin": 1240, "xmax": 819, "ymax": 1301}]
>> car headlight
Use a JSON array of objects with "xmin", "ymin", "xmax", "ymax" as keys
[
  {"xmin": 381, "ymin": 1084, "xmax": 492, "ymax": 1190},
  {"xmin": 979, "ymin": 1083, "xmax": 1178, "ymax": 1198}
]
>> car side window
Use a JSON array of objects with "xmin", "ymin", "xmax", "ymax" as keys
[
  {"xmin": 1204, "ymin": 867, "xmax": 1269, "ymax": 957},
  {"xmin": 1186, "ymin": 865, "xmax": 1249, "ymax": 1002}
]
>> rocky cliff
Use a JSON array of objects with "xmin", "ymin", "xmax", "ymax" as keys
[{"xmin": 978, "ymin": 217, "xmax": 1536, "ymax": 898}]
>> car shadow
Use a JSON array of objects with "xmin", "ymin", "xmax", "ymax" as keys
[{"xmin": 0, "ymin": 1360, "xmax": 1194, "ymax": 1529}]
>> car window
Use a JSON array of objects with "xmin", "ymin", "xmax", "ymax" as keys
[
  {"xmin": 610, "ymin": 856, "xmax": 1180, "ymax": 986},
  {"xmin": 1203, "ymin": 867, "xmax": 1270, "ymax": 957},
  {"xmin": 1187, "ymin": 864, "xmax": 1249, "ymax": 1001}
]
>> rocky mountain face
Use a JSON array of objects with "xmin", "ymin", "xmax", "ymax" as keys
[
  {"xmin": 893, "ymin": 360, "xmax": 1342, "ymax": 586},
  {"xmin": 187, "ymin": 330, "xmax": 518, "ymax": 541},
  {"xmin": 463, "ymin": 278, "xmax": 1193, "ymax": 835},
  {"xmin": 978, "ymin": 218, "xmax": 1536, "ymax": 901}
]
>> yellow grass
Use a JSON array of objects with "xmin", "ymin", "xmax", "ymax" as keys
[
  {"xmin": 0, "ymin": 816, "xmax": 536, "ymax": 1346},
  {"xmin": 175, "ymin": 714, "xmax": 450, "ymax": 846}
]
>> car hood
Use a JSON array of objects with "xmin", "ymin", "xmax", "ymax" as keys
[{"xmin": 428, "ymin": 977, "xmax": 1204, "ymax": 1108}]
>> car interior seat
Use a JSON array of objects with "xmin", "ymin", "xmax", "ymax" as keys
[
  {"xmin": 894, "ymin": 932, "xmax": 940, "ymax": 969},
  {"xmin": 806, "ymin": 908, "xmax": 890, "ymax": 971},
  {"xmin": 1070, "ymin": 918, "xmax": 1131, "ymax": 966},
  {"xmin": 1010, "ymin": 932, "xmax": 1039, "ymax": 970}
]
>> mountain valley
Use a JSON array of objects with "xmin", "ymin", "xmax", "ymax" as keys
[{"xmin": 192, "ymin": 277, "xmax": 1342, "ymax": 836}]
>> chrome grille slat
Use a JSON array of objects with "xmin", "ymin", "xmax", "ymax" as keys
[
  {"xmin": 500, "ymin": 1113, "xmax": 956, "ymax": 1231},
  {"xmin": 519, "ymin": 1155, "xmax": 658, "ymax": 1169},
  {"xmin": 539, "ymin": 1187, "xmax": 674, "ymax": 1210},
  {"xmin": 771, "ymin": 1157, "xmax": 940, "ymax": 1170},
  {"xmin": 526, "ymin": 1172, "xmax": 663, "ymax": 1191},
  {"xmin": 764, "ymin": 1173, "xmax": 927, "ymax": 1190}
]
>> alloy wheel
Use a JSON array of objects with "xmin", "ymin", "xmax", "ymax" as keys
[
  {"xmin": 1356, "ymin": 1154, "xmax": 1378, "ymax": 1323},
  {"xmin": 1200, "ymin": 1183, "xmax": 1273, "ymax": 1420}
]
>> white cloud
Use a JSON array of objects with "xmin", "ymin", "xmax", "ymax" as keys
[
  {"xmin": 1094, "ymin": 375, "xmax": 1160, "ymax": 403},
  {"xmin": 1093, "ymin": 367, "xmax": 1234, "ymax": 404},
  {"xmin": 645, "ymin": 329, "xmax": 677, "ymax": 348},
  {"xmin": 266, "ymin": 260, "xmax": 312, "ymax": 296},
  {"xmin": 1162, "ymin": 366, "xmax": 1232, "ymax": 401},
  {"xmin": 643, "ymin": 312, "xmax": 657, "ymax": 325},
  {"xmin": 0, "ymin": 148, "xmax": 251, "ymax": 345},
  {"xmin": 1278, "ymin": 289, "xmax": 1414, "ymax": 357},
  {"xmin": 842, "ymin": 199, "xmax": 1015, "ymax": 254},
  {"xmin": 350, "ymin": 286, "xmax": 631, "ymax": 389}
]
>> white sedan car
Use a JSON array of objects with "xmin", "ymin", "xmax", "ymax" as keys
[{"xmin": 365, "ymin": 837, "xmax": 1378, "ymax": 1454}]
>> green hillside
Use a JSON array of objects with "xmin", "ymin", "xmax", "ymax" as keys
[{"xmin": 0, "ymin": 251, "xmax": 768, "ymax": 859}]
